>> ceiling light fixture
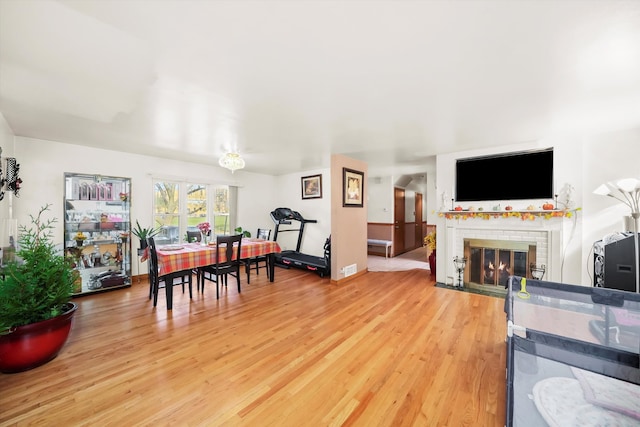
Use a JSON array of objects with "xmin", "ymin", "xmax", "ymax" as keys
[
  {"xmin": 593, "ymin": 177, "xmax": 640, "ymax": 293},
  {"xmin": 218, "ymin": 152, "xmax": 245, "ymax": 173}
]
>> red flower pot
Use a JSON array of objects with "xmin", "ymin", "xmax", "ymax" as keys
[
  {"xmin": 428, "ymin": 250, "xmax": 436, "ymax": 276},
  {"xmin": 0, "ymin": 302, "xmax": 77, "ymax": 373}
]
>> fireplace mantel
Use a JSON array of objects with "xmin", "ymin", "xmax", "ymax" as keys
[
  {"xmin": 441, "ymin": 209, "xmax": 579, "ymax": 286},
  {"xmin": 439, "ymin": 208, "xmax": 579, "ymax": 222}
]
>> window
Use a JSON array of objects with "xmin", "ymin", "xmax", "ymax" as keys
[{"xmin": 153, "ymin": 180, "xmax": 230, "ymax": 244}]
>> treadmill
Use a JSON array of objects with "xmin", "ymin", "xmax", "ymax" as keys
[{"xmin": 270, "ymin": 207, "xmax": 330, "ymax": 277}]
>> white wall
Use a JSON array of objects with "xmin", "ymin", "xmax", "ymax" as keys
[
  {"xmin": 272, "ymin": 168, "xmax": 331, "ymax": 256},
  {"xmin": 367, "ymin": 175, "xmax": 394, "ymax": 223},
  {"xmin": 13, "ymin": 136, "xmax": 278, "ymax": 276}
]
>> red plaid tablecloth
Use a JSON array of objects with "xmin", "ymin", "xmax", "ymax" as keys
[{"xmin": 155, "ymin": 239, "xmax": 281, "ymax": 276}]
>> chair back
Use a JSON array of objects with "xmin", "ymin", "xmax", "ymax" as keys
[
  {"xmin": 146, "ymin": 237, "xmax": 159, "ymax": 286},
  {"xmin": 257, "ymin": 228, "xmax": 271, "ymax": 240},
  {"xmin": 186, "ymin": 230, "xmax": 201, "ymax": 243},
  {"xmin": 215, "ymin": 234, "xmax": 243, "ymax": 271}
]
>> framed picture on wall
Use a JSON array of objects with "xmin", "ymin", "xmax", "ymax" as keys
[
  {"xmin": 301, "ymin": 174, "xmax": 322, "ymax": 199},
  {"xmin": 343, "ymin": 168, "xmax": 364, "ymax": 207}
]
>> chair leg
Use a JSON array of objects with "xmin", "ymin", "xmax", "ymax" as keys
[{"xmin": 153, "ymin": 280, "xmax": 159, "ymax": 307}]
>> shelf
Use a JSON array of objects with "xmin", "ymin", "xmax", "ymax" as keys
[
  {"xmin": 439, "ymin": 208, "xmax": 580, "ymax": 221},
  {"xmin": 65, "ymin": 172, "xmax": 131, "ymax": 295}
]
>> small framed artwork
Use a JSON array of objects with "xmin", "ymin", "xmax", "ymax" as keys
[
  {"xmin": 301, "ymin": 174, "xmax": 323, "ymax": 199},
  {"xmin": 343, "ymin": 168, "xmax": 364, "ymax": 207}
]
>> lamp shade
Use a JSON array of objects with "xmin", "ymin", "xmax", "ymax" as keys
[{"xmin": 218, "ymin": 152, "xmax": 245, "ymax": 173}]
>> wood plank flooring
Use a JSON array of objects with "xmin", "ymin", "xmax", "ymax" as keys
[{"xmin": 0, "ymin": 267, "xmax": 507, "ymax": 426}]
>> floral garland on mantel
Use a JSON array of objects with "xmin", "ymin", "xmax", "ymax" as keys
[{"xmin": 439, "ymin": 208, "xmax": 580, "ymax": 221}]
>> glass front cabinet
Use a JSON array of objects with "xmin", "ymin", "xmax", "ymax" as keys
[{"xmin": 64, "ymin": 173, "xmax": 131, "ymax": 295}]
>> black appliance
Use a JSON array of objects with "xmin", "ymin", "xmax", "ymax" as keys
[
  {"xmin": 594, "ymin": 233, "xmax": 638, "ymax": 292},
  {"xmin": 270, "ymin": 207, "xmax": 331, "ymax": 277}
]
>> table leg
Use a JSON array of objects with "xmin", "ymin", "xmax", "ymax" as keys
[
  {"xmin": 166, "ymin": 273, "xmax": 174, "ymax": 310},
  {"xmin": 268, "ymin": 253, "xmax": 275, "ymax": 282}
]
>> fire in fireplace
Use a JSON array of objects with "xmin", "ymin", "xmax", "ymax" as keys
[{"xmin": 463, "ymin": 239, "xmax": 536, "ymax": 288}]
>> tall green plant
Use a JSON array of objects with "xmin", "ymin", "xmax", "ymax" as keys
[
  {"xmin": 0, "ymin": 205, "xmax": 75, "ymax": 333},
  {"xmin": 131, "ymin": 220, "xmax": 161, "ymax": 240}
]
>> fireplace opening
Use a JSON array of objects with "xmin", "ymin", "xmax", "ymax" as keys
[{"xmin": 464, "ymin": 239, "xmax": 536, "ymax": 288}]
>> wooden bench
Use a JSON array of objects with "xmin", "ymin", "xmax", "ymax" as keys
[{"xmin": 367, "ymin": 239, "xmax": 392, "ymax": 258}]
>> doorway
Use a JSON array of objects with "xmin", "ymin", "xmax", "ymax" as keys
[
  {"xmin": 415, "ymin": 192, "xmax": 423, "ymax": 247},
  {"xmin": 394, "ymin": 187, "xmax": 405, "ymax": 255}
]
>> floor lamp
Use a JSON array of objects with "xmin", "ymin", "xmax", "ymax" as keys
[{"xmin": 594, "ymin": 178, "xmax": 640, "ymax": 293}]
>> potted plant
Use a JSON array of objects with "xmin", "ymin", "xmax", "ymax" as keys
[
  {"xmin": 424, "ymin": 231, "xmax": 436, "ymax": 276},
  {"xmin": 0, "ymin": 204, "xmax": 78, "ymax": 373},
  {"xmin": 132, "ymin": 220, "xmax": 161, "ymax": 250},
  {"xmin": 234, "ymin": 226, "xmax": 251, "ymax": 238}
]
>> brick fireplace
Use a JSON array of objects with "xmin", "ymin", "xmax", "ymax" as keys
[{"xmin": 442, "ymin": 213, "xmax": 572, "ymax": 289}]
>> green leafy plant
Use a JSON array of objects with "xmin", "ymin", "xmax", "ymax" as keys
[
  {"xmin": 131, "ymin": 220, "xmax": 161, "ymax": 241},
  {"xmin": 0, "ymin": 204, "xmax": 76, "ymax": 333},
  {"xmin": 234, "ymin": 226, "xmax": 251, "ymax": 238}
]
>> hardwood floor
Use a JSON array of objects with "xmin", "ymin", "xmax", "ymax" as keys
[{"xmin": 0, "ymin": 267, "xmax": 507, "ymax": 426}]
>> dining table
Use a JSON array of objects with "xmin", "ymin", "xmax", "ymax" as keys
[{"xmin": 153, "ymin": 238, "xmax": 281, "ymax": 308}]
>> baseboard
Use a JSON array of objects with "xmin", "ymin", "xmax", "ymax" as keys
[{"xmin": 330, "ymin": 268, "xmax": 368, "ymax": 285}]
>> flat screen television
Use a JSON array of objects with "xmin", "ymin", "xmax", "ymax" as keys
[{"xmin": 455, "ymin": 148, "xmax": 553, "ymax": 202}]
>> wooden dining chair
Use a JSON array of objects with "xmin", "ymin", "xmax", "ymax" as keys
[
  {"xmin": 146, "ymin": 237, "xmax": 193, "ymax": 309},
  {"xmin": 199, "ymin": 234, "xmax": 243, "ymax": 299},
  {"xmin": 245, "ymin": 228, "xmax": 271, "ymax": 283},
  {"xmin": 185, "ymin": 230, "xmax": 204, "ymax": 283},
  {"xmin": 186, "ymin": 230, "xmax": 201, "ymax": 243}
]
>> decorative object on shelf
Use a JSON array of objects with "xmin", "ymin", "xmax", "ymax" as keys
[
  {"xmin": 530, "ymin": 263, "xmax": 546, "ymax": 280},
  {"xmin": 439, "ymin": 208, "xmax": 580, "ymax": 221},
  {"xmin": 593, "ymin": 177, "xmax": 640, "ymax": 293},
  {"xmin": 132, "ymin": 220, "xmax": 161, "ymax": 250},
  {"xmin": 5, "ymin": 157, "xmax": 22, "ymax": 197},
  {"xmin": 74, "ymin": 231, "xmax": 87, "ymax": 247},
  {"xmin": 301, "ymin": 174, "xmax": 322, "ymax": 199},
  {"xmin": 557, "ymin": 183, "xmax": 576, "ymax": 210},
  {"xmin": 0, "ymin": 204, "xmax": 77, "ymax": 373},
  {"xmin": 197, "ymin": 222, "xmax": 212, "ymax": 245},
  {"xmin": 119, "ymin": 192, "xmax": 129, "ymax": 202},
  {"xmin": 453, "ymin": 256, "xmax": 467, "ymax": 288},
  {"xmin": 218, "ymin": 152, "xmax": 245, "ymax": 173},
  {"xmin": 342, "ymin": 168, "xmax": 364, "ymax": 208}
]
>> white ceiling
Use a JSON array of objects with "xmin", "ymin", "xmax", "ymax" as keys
[{"xmin": 1, "ymin": 0, "xmax": 640, "ymax": 176}]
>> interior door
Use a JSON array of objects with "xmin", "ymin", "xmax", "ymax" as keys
[
  {"xmin": 394, "ymin": 188, "xmax": 405, "ymax": 255},
  {"xmin": 415, "ymin": 193, "xmax": 423, "ymax": 248}
]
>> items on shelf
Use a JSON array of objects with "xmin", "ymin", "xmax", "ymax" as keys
[
  {"xmin": 64, "ymin": 173, "xmax": 131, "ymax": 295},
  {"xmin": 439, "ymin": 208, "xmax": 580, "ymax": 221}
]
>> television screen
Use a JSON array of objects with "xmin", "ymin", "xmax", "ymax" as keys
[{"xmin": 455, "ymin": 148, "xmax": 553, "ymax": 202}]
